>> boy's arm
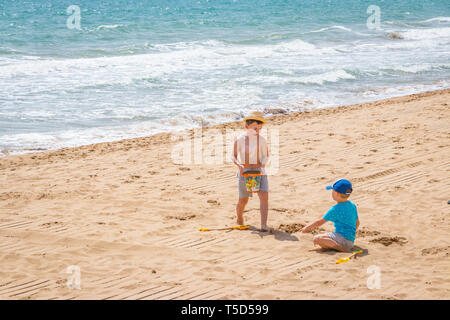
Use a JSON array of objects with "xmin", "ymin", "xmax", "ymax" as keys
[
  {"xmin": 356, "ymin": 218, "xmax": 360, "ymax": 229},
  {"xmin": 300, "ymin": 218, "xmax": 327, "ymax": 233},
  {"xmin": 232, "ymin": 140, "xmax": 239, "ymax": 165},
  {"xmin": 233, "ymin": 141, "xmax": 244, "ymax": 172},
  {"xmin": 260, "ymin": 139, "xmax": 270, "ymax": 167}
]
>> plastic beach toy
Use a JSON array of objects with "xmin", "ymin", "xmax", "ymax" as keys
[
  {"xmin": 199, "ymin": 225, "xmax": 249, "ymax": 232},
  {"xmin": 242, "ymin": 170, "xmax": 262, "ymax": 193},
  {"xmin": 335, "ymin": 250, "xmax": 363, "ymax": 264}
]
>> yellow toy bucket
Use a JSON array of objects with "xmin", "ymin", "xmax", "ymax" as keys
[{"xmin": 242, "ymin": 170, "xmax": 262, "ymax": 193}]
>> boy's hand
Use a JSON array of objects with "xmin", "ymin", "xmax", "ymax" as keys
[
  {"xmin": 238, "ymin": 164, "xmax": 245, "ymax": 175},
  {"xmin": 300, "ymin": 226, "xmax": 309, "ymax": 233},
  {"xmin": 300, "ymin": 219, "xmax": 325, "ymax": 234}
]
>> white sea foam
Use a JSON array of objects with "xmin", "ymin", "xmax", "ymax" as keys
[
  {"xmin": 389, "ymin": 63, "xmax": 449, "ymax": 73},
  {"xmin": 360, "ymin": 80, "xmax": 450, "ymax": 99},
  {"xmin": 306, "ymin": 25, "xmax": 370, "ymax": 37},
  {"xmin": 95, "ymin": 24, "xmax": 123, "ymax": 30},
  {"xmin": 309, "ymin": 25, "xmax": 353, "ymax": 33},
  {"xmin": 294, "ymin": 70, "xmax": 355, "ymax": 85},
  {"xmin": 397, "ymin": 27, "xmax": 450, "ymax": 40},
  {"xmin": 421, "ymin": 17, "xmax": 450, "ymax": 23},
  {"xmin": 1, "ymin": 25, "xmax": 449, "ymax": 157},
  {"xmin": 237, "ymin": 70, "xmax": 355, "ymax": 86},
  {"xmin": 0, "ymin": 37, "xmax": 336, "ymax": 95},
  {"xmin": 271, "ymin": 39, "xmax": 317, "ymax": 53}
]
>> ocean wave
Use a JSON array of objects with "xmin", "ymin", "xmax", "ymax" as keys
[
  {"xmin": 395, "ymin": 27, "xmax": 450, "ymax": 40},
  {"xmin": 359, "ymin": 80, "xmax": 450, "ymax": 99},
  {"xmin": 271, "ymin": 39, "xmax": 317, "ymax": 53},
  {"xmin": 0, "ymin": 46, "xmax": 23, "ymax": 55},
  {"xmin": 0, "ymin": 121, "xmax": 165, "ymax": 157},
  {"xmin": 384, "ymin": 20, "xmax": 416, "ymax": 28},
  {"xmin": 153, "ymin": 38, "xmax": 329, "ymax": 57},
  {"xmin": 309, "ymin": 25, "xmax": 353, "ymax": 33},
  {"xmin": 95, "ymin": 24, "xmax": 124, "ymax": 31},
  {"xmin": 293, "ymin": 70, "xmax": 355, "ymax": 85},
  {"xmin": 386, "ymin": 32, "xmax": 404, "ymax": 40},
  {"xmin": 236, "ymin": 69, "xmax": 356, "ymax": 86},
  {"xmin": 0, "ymin": 37, "xmax": 334, "ymax": 82},
  {"xmin": 384, "ymin": 63, "xmax": 450, "ymax": 74},
  {"xmin": 421, "ymin": 17, "xmax": 450, "ymax": 23},
  {"xmin": 304, "ymin": 25, "xmax": 371, "ymax": 38},
  {"xmin": 151, "ymin": 39, "xmax": 224, "ymax": 52}
]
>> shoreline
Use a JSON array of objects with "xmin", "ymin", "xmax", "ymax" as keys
[
  {"xmin": 0, "ymin": 88, "xmax": 449, "ymax": 299},
  {"xmin": 1, "ymin": 88, "xmax": 449, "ymax": 165}
]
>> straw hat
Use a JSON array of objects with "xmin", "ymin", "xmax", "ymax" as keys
[{"xmin": 243, "ymin": 110, "xmax": 266, "ymax": 124}]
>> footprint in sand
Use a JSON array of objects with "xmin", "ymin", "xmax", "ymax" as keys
[
  {"xmin": 166, "ymin": 214, "xmax": 197, "ymax": 221},
  {"xmin": 40, "ymin": 221, "xmax": 63, "ymax": 228},
  {"xmin": 272, "ymin": 208, "xmax": 289, "ymax": 213},
  {"xmin": 421, "ymin": 246, "xmax": 449, "ymax": 257},
  {"xmin": 369, "ymin": 236, "xmax": 407, "ymax": 246},
  {"xmin": 356, "ymin": 228, "xmax": 381, "ymax": 237}
]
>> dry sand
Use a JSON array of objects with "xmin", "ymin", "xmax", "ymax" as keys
[{"xmin": 0, "ymin": 89, "xmax": 449, "ymax": 300}]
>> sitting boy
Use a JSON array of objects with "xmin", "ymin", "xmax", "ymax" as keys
[{"xmin": 300, "ymin": 179, "xmax": 359, "ymax": 252}]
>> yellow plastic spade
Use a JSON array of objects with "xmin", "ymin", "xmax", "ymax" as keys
[
  {"xmin": 336, "ymin": 250, "xmax": 363, "ymax": 264},
  {"xmin": 199, "ymin": 225, "xmax": 249, "ymax": 232}
]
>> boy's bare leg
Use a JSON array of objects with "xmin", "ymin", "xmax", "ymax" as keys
[
  {"xmin": 236, "ymin": 197, "xmax": 248, "ymax": 225},
  {"xmin": 258, "ymin": 191, "xmax": 271, "ymax": 231},
  {"xmin": 313, "ymin": 234, "xmax": 346, "ymax": 252}
]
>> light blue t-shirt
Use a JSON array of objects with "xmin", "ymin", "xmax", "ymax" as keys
[{"xmin": 323, "ymin": 200, "xmax": 358, "ymax": 242}]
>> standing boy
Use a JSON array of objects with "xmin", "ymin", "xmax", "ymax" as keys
[{"xmin": 232, "ymin": 111, "xmax": 271, "ymax": 231}]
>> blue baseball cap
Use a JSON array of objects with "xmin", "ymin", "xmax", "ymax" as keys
[{"xmin": 326, "ymin": 179, "xmax": 353, "ymax": 195}]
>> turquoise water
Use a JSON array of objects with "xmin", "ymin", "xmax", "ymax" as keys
[{"xmin": 1, "ymin": 0, "xmax": 449, "ymax": 155}]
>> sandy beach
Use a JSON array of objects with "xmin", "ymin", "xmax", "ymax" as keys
[{"xmin": 0, "ymin": 89, "xmax": 449, "ymax": 300}]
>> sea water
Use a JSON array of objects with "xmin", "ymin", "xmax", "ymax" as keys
[{"xmin": 0, "ymin": 0, "xmax": 449, "ymax": 156}]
